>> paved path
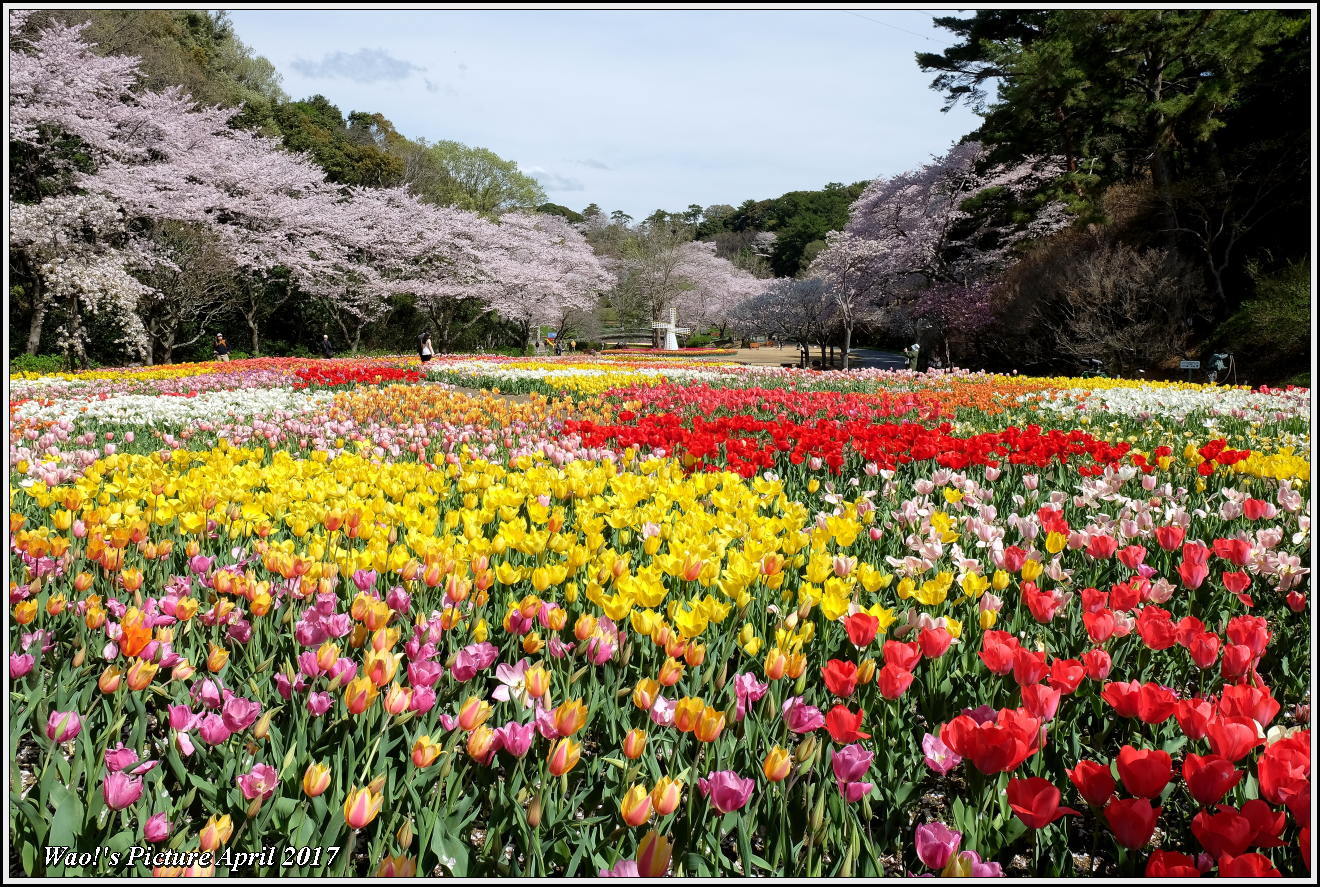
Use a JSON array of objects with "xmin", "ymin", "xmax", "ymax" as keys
[{"xmin": 729, "ymin": 345, "xmax": 907, "ymax": 370}]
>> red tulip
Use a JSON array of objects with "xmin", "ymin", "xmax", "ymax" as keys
[
  {"xmin": 1182, "ymin": 754, "xmax": 1243, "ymax": 807},
  {"xmin": 877, "ymin": 664, "xmax": 914, "ymax": 700},
  {"xmin": 1191, "ymin": 806, "xmax": 1254, "ymax": 858},
  {"xmin": 918, "ymin": 627, "xmax": 952, "ymax": 660},
  {"xmin": 1104, "ymin": 798, "xmax": 1160, "ymax": 848},
  {"xmin": 824, "ymin": 706, "xmax": 870, "ymax": 744},
  {"xmin": 1066, "ymin": 759, "xmax": 1115, "ymax": 808},
  {"xmin": 1006, "ymin": 777, "xmax": 1078, "ymax": 829},
  {"xmin": 1205, "ymin": 716, "xmax": 1262, "ymax": 763},
  {"xmin": 1153, "ymin": 525, "xmax": 1185, "ymax": 551},
  {"xmin": 883, "ymin": 640, "xmax": 921, "ymax": 671},
  {"xmin": 1220, "ymin": 644, "xmax": 1257, "ymax": 680},
  {"xmin": 1217, "ymin": 852, "xmax": 1280, "ymax": 877},
  {"xmin": 1257, "ymin": 733, "xmax": 1309, "ymax": 816},
  {"xmin": 1081, "ymin": 648, "xmax": 1111, "ymax": 681},
  {"xmin": 1300, "ymin": 825, "xmax": 1311, "ymax": 872},
  {"xmin": 1174, "ymin": 698, "xmax": 1216, "ymax": 741},
  {"xmin": 1178, "ymin": 558, "xmax": 1209, "ymax": 590},
  {"xmin": 1144, "ymin": 850, "xmax": 1201, "ymax": 877},
  {"xmin": 1108, "ymin": 580, "xmax": 1141, "ymax": 612},
  {"xmin": 1080, "ymin": 587, "xmax": 1109, "ymax": 613},
  {"xmin": 1085, "ymin": 534, "xmax": 1118, "ymax": 560},
  {"xmin": 978, "ymin": 631, "xmax": 1018, "ymax": 676},
  {"xmin": 1218, "ymin": 684, "xmax": 1280, "ymax": 728},
  {"xmin": 1239, "ymin": 799, "xmax": 1286, "ymax": 848},
  {"xmin": 1175, "ymin": 615, "xmax": 1207, "ymax": 647},
  {"xmin": 1116, "ymin": 544, "xmax": 1147, "ymax": 570},
  {"xmin": 939, "ymin": 708, "xmax": 1042, "ymax": 775},
  {"xmin": 1135, "ymin": 683, "xmax": 1177, "ymax": 724},
  {"xmin": 1020, "ymin": 684, "xmax": 1061, "ymax": 722},
  {"xmin": 1221, "ymin": 570, "xmax": 1251, "ymax": 595},
  {"xmin": 1225, "ymin": 616, "xmax": 1270, "ymax": 656},
  {"xmin": 1100, "ymin": 680, "xmax": 1141, "ymax": 718},
  {"xmin": 1023, "ymin": 582, "xmax": 1065, "ymax": 623},
  {"xmin": 1213, "ymin": 538, "xmax": 1252, "ymax": 566},
  {"xmin": 1117, "ymin": 746, "xmax": 1172, "ymax": 799},
  {"xmin": 821, "ymin": 660, "xmax": 858, "ymax": 698},
  {"xmin": 1083, "ymin": 610, "xmax": 1117, "ymax": 644},
  {"xmin": 843, "ymin": 612, "xmax": 879, "ymax": 647},
  {"xmin": 1047, "ymin": 659, "xmax": 1084, "ymax": 694},
  {"xmin": 1012, "ymin": 648, "xmax": 1048, "ymax": 687},
  {"xmin": 1187, "ymin": 632, "xmax": 1221, "ymax": 669},
  {"xmin": 1135, "ymin": 607, "xmax": 1177, "ymax": 651}
]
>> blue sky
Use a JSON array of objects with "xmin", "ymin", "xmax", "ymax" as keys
[{"xmin": 225, "ymin": 9, "xmax": 983, "ymax": 219}]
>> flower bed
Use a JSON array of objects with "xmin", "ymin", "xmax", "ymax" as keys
[{"xmin": 8, "ymin": 357, "xmax": 1311, "ymax": 877}]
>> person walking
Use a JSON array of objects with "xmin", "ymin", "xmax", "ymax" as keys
[
  {"xmin": 213, "ymin": 334, "xmax": 231, "ymax": 363},
  {"xmin": 320, "ymin": 334, "xmax": 334, "ymax": 358},
  {"xmin": 417, "ymin": 331, "xmax": 434, "ymax": 364}
]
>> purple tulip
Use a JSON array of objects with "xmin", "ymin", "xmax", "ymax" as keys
[
  {"xmin": 831, "ymin": 744, "xmax": 874, "ymax": 782},
  {"xmin": 922, "ymin": 732, "xmax": 962, "ymax": 775},
  {"xmin": 10, "ymin": 653, "xmax": 35, "ymax": 679}
]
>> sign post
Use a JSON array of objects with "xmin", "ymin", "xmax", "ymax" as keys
[{"xmin": 1180, "ymin": 359, "xmax": 1200, "ymax": 382}]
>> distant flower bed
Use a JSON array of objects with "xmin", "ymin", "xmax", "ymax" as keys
[{"xmin": 603, "ymin": 348, "xmax": 739, "ymax": 357}]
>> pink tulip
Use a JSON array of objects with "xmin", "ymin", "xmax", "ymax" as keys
[
  {"xmin": 103, "ymin": 770, "xmax": 144, "ymax": 810},
  {"xmin": 493, "ymin": 721, "xmax": 535, "ymax": 758},
  {"xmin": 782, "ymin": 696, "xmax": 826, "ymax": 733},
  {"xmin": 46, "ymin": 710, "xmax": 82, "ymax": 743},
  {"xmin": 915, "ymin": 821, "xmax": 962, "ymax": 870},
  {"xmin": 144, "ymin": 813, "xmax": 171, "ymax": 843},
  {"xmin": 733, "ymin": 672, "xmax": 768, "ymax": 721},
  {"xmin": 196, "ymin": 713, "xmax": 232, "ymax": 745},
  {"xmin": 236, "ymin": 763, "xmax": 279, "ymax": 801},
  {"xmin": 10, "ymin": 653, "xmax": 34, "ymax": 679},
  {"xmin": 104, "ymin": 744, "xmax": 140, "ymax": 772},
  {"xmin": 831, "ymin": 744, "xmax": 874, "ymax": 782},
  {"xmin": 922, "ymin": 732, "xmax": 962, "ymax": 775},
  {"xmin": 838, "ymin": 780, "xmax": 874, "ymax": 803},
  {"xmin": 698, "ymin": 770, "xmax": 755, "ymax": 814}
]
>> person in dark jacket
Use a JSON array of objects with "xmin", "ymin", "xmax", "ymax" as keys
[
  {"xmin": 213, "ymin": 334, "xmax": 230, "ymax": 362},
  {"xmin": 320, "ymin": 335, "xmax": 334, "ymax": 358}
]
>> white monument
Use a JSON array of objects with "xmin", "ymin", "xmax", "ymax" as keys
[{"xmin": 651, "ymin": 306, "xmax": 690, "ymax": 351}]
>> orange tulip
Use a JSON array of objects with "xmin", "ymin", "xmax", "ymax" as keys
[
  {"xmin": 344, "ymin": 676, "xmax": 378, "ymax": 715},
  {"xmin": 547, "ymin": 738, "xmax": 581, "ymax": 776},
  {"xmin": 650, "ymin": 777, "xmax": 683, "ymax": 816},
  {"xmin": 302, "ymin": 762, "xmax": 332, "ymax": 797},
  {"xmin": 636, "ymin": 830, "xmax": 673, "ymax": 877},
  {"xmin": 553, "ymin": 699, "xmax": 588, "ymax": 736},
  {"xmin": 574, "ymin": 614, "xmax": 597, "ymax": 641},
  {"xmin": 375, "ymin": 855, "xmax": 417, "ymax": 877},
  {"xmin": 125, "ymin": 659, "xmax": 159, "ymax": 691},
  {"xmin": 684, "ymin": 643, "xmax": 706, "ymax": 668},
  {"xmin": 764, "ymin": 647, "xmax": 788, "ymax": 681},
  {"xmin": 657, "ymin": 657, "xmax": 684, "ymax": 687},
  {"xmin": 785, "ymin": 650, "xmax": 807, "ymax": 679},
  {"xmin": 672, "ymin": 697, "xmax": 703, "ymax": 734},
  {"xmin": 633, "ymin": 678, "xmax": 660, "ymax": 711},
  {"xmin": 466, "ymin": 726, "xmax": 498, "ymax": 763},
  {"xmin": 343, "ymin": 786, "xmax": 384, "ymax": 830},
  {"xmin": 620, "ymin": 783, "xmax": 653, "ymax": 827},
  {"xmin": 206, "ymin": 643, "xmax": 229, "ymax": 673},
  {"xmin": 98, "ymin": 665, "xmax": 123, "ymax": 694},
  {"xmin": 383, "ymin": 684, "xmax": 412, "ymax": 716},
  {"xmin": 525, "ymin": 664, "xmax": 551, "ymax": 698},
  {"xmin": 694, "ymin": 706, "xmax": 726, "ymax": 743},
  {"xmin": 411, "ymin": 735, "xmax": 442, "ymax": 768},
  {"xmin": 457, "ymin": 696, "xmax": 492, "ymax": 732},
  {"xmin": 198, "ymin": 814, "xmax": 234, "ymax": 851},
  {"xmin": 762, "ymin": 746, "xmax": 792, "ymax": 782},
  {"xmin": 622, "ymin": 728, "xmax": 647, "ymax": 760}
]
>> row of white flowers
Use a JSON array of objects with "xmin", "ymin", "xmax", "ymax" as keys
[{"xmin": 13, "ymin": 386, "xmax": 335, "ymax": 428}]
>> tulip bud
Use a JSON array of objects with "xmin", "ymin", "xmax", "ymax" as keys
[
  {"xmin": 396, "ymin": 819, "xmax": 414, "ymax": 850},
  {"xmin": 72, "ymin": 646, "xmax": 86, "ymax": 668},
  {"xmin": 251, "ymin": 710, "xmax": 274, "ymax": 741},
  {"xmin": 527, "ymin": 792, "xmax": 543, "ymax": 828},
  {"xmin": 795, "ymin": 734, "xmax": 818, "ymax": 765}
]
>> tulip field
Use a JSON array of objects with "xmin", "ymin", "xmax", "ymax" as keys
[{"xmin": 7, "ymin": 354, "xmax": 1312, "ymax": 877}]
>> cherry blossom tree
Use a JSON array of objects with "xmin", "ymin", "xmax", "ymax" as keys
[
  {"xmin": 730, "ymin": 277, "xmax": 834, "ymax": 366},
  {"xmin": 671, "ymin": 240, "xmax": 769, "ymax": 338}
]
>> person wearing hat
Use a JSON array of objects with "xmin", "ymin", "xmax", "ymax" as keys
[
  {"xmin": 320, "ymin": 334, "xmax": 334, "ymax": 359},
  {"xmin": 214, "ymin": 334, "xmax": 231, "ymax": 362}
]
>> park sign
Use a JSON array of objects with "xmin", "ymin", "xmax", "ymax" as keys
[{"xmin": 1179, "ymin": 360, "xmax": 1201, "ymax": 369}]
